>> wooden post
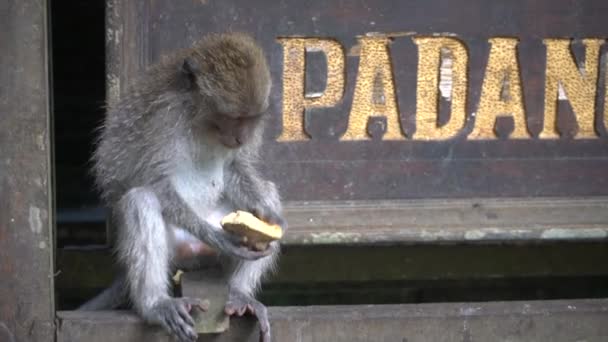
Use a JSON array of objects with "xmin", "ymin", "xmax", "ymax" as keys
[{"xmin": 0, "ymin": 0, "xmax": 55, "ymax": 341}]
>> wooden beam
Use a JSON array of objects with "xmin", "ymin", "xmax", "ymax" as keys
[
  {"xmin": 56, "ymin": 243, "xmax": 608, "ymax": 308},
  {"xmin": 57, "ymin": 299, "xmax": 608, "ymax": 341},
  {"xmin": 0, "ymin": 0, "xmax": 55, "ymax": 341},
  {"xmin": 57, "ymin": 243, "xmax": 608, "ymax": 289},
  {"xmin": 58, "ymin": 197, "xmax": 608, "ymax": 247},
  {"xmin": 282, "ymin": 197, "xmax": 608, "ymax": 244}
]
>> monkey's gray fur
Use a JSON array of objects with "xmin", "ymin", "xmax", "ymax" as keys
[{"xmin": 79, "ymin": 33, "xmax": 285, "ymax": 342}]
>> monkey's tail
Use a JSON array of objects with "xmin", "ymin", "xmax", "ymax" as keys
[{"xmin": 77, "ymin": 274, "xmax": 129, "ymax": 310}]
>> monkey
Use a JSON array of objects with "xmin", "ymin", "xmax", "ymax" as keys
[{"xmin": 79, "ymin": 33, "xmax": 285, "ymax": 342}]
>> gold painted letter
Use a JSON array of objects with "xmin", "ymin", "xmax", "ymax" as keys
[
  {"xmin": 342, "ymin": 36, "xmax": 404, "ymax": 140},
  {"xmin": 470, "ymin": 38, "xmax": 530, "ymax": 139},
  {"xmin": 605, "ymin": 58, "xmax": 608, "ymax": 132},
  {"xmin": 277, "ymin": 38, "xmax": 345, "ymax": 141},
  {"xmin": 541, "ymin": 39, "xmax": 603, "ymax": 139},
  {"xmin": 412, "ymin": 37, "xmax": 468, "ymax": 140}
]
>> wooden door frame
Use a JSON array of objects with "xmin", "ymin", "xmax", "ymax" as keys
[
  {"xmin": 0, "ymin": 0, "xmax": 56, "ymax": 341},
  {"xmin": 2, "ymin": 1, "xmax": 608, "ymax": 341}
]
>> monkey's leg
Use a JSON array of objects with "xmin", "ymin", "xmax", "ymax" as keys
[
  {"xmin": 172, "ymin": 226, "xmax": 219, "ymax": 270},
  {"xmin": 225, "ymin": 247, "xmax": 279, "ymax": 342},
  {"xmin": 116, "ymin": 187, "xmax": 206, "ymax": 342}
]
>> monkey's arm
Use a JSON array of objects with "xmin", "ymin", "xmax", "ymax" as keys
[
  {"xmin": 114, "ymin": 187, "xmax": 206, "ymax": 342},
  {"xmin": 160, "ymin": 179, "xmax": 273, "ymax": 260},
  {"xmin": 187, "ymin": 216, "xmax": 272, "ymax": 259},
  {"xmin": 223, "ymin": 159, "xmax": 281, "ymax": 342},
  {"xmin": 224, "ymin": 158, "xmax": 287, "ymax": 230}
]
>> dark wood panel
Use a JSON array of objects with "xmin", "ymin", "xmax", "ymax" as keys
[
  {"xmin": 56, "ymin": 242, "xmax": 608, "ymax": 309},
  {"xmin": 107, "ymin": 0, "xmax": 608, "ymax": 201},
  {"xmin": 265, "ymin": 160, "xmax": 608, "ymax": 200},
  {"xmin": 0, "ymin": 0, "xmax": 55, "ymax": 341}
]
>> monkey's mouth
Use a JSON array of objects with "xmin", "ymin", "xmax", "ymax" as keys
[{"xmin": 219, "ymin": 135, "xmax": 243, "ymax": 149}]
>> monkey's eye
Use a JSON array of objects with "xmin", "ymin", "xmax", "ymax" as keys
[
  {"xmin": 235, "ymin": 116, "xmax": 250, "ymax": 124},
  {"xmin": 240, "ymin": 113, "xmax": 262, "ymax": 122},
  {"xmin": 234, "ymin": 114, "xmax": 251, "ymax": 122}
]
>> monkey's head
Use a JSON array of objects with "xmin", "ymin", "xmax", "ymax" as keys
[{"xmin": 182, "ymin": 33, "xmax": 271, "ymax": 149}]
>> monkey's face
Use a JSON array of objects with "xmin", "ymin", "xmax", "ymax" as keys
[{"xmin": 207, "ymin": 112, "xmax": 263, "ymax": 149}]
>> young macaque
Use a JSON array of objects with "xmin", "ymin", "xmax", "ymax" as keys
[{"xmin": 80, "ymin": 33, "xmax": 286, "ymax": 342}]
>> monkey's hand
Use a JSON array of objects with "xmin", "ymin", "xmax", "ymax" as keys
[
  {"xmin": 150, "ymin": 297, "xmax": 208, "ymax": 342},
  {"xmin": 248, "ymin": 205, "xmax": 287, "ymax": 232},
  {"xmin": 225, "ymin": 288, "xmax": 271, "ymax": 342},
  {"xmin": 219, "ymin": 230, "xmax": 275, "ymax": 259}
]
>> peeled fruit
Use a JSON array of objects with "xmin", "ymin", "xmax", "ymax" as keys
[{"xmin": 221, "ymin": 211, "xmax": 283, "ymax": 251}]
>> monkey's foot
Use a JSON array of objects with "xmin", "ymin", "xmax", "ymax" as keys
[
  {"xmin": 151, "ymin": 297, "xmax": 208, "ymax": 342},
  {"xmin": 224, "ymin": 290, "xmax": 271, "ymax": 342}
]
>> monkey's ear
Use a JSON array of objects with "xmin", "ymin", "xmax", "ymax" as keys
[{"xmin": 181, "ymin": 57, "xmax": 200, "ymax": 88}]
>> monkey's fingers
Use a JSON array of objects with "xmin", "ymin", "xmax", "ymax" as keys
[
  {"xmin": 251, "ymin": 302, "xmax": 271, "ymax": 342},
  {"xmin": 222, "ymin": 233, "xmax": 273, "ymax": 260},
  {"xmin": 226, "ymin": 231, "xmax": 248, "ymax": 245},
  {"xmin": 260, "ymin": 329, "xmax": 271, "ymax": 342},
  {"xmin": 156, "ymin": 298, "xmax": 198, "ymax": 342},
  {"xmin": 249, "ymin": 207, "xmax": 284, "ymax": 227},
  {"xmin": 167, "ymin": 320, "xmax": 194, "ymax": 342},
  {"xmin": 234, "ymin": 245, "xmax": 274, "ymax": 260},
  {"xmin": 185, "ymin": 298, "xmax": 210, "ymax": 315},
  {"xmin": 176, "ymin": 304, "xmax": 196, "ymax": 327},
  {"xmin": 224, "ymin": 290, "xmax": 271, "ymax": 342},
  {"xmin": 237, "ymin": 305, "xmax": 248, "ymax": 316}
]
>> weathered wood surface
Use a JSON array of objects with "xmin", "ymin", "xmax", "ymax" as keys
[
  {"xmin": 0, "ymin": 1, "xmax": 55, "ymax": 342},
  {"xmin": 107, "ymin": 0, "xmax": 608, "ymax": 201},
  {"xmin": 282, "ymin": 197, "xmax": 608, "ymax": 244},
  {"xmin": 57, "ymin": 197, "xmax": 608, "ymax": 245},
  {"xmin": 57, "ymin": 299, "xmax": 608, "ymax": 341}
]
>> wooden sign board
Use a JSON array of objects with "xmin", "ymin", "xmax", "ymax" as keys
[{"xmin": 108, "ymin": 0, "xmax": 608, "ymax": 201}]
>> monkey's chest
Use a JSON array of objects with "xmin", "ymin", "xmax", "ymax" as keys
[{"xmin": 170, "ymin": 163, "xmax": 225, "ymax": 216}]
